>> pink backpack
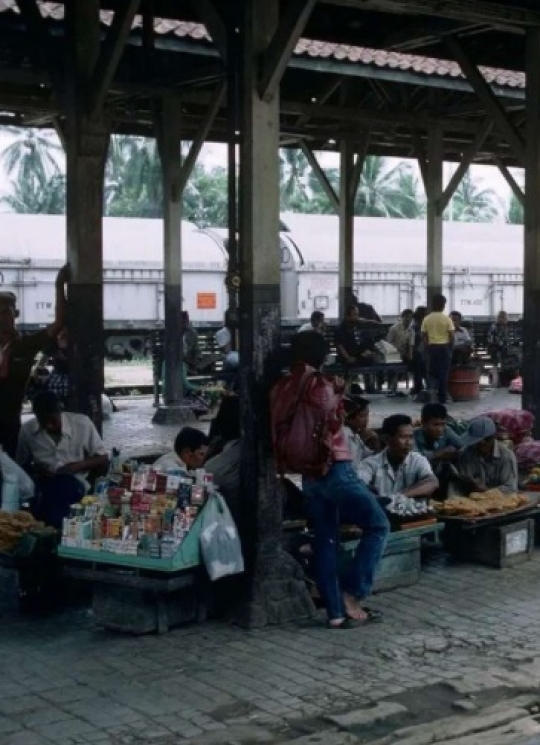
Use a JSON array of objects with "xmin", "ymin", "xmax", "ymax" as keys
[{"xmin": 270, "ymin": 370, "xmax": 340, "ymax": 478}]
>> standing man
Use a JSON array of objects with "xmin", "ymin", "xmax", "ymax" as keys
[
  {"xmin": 0, "ymin": 265, "xmax": 69, "ymax": 458},
  {"xmin": 421, "ymin": 294, "xmax": 454, "ymax": 404},
  {"xmin": 387, "ymin": 309, "xmax": 414, "ymax": 394}
]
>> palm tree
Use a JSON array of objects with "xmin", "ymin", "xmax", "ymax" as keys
[
  {"xmin": 391, "ymin": 168, "xmax": 426, "ymax": 219},
  {"xmin": 445, "ymin": 170, "xmax": 501, "ymax": 222},
  {"xmin": 355, "ymin": 156, "xmax": 410, "ymax": 217},
  {"xmin": 279, "ymin": 149, "xmax": 310, "ymax": 210},
  {"xmin": 1, "ymin": 127, "xmax": 63, "ymax": 188},
  {"xmin": 106, "ymin": 136, "xmax": 163, "ymax": 217},
  {"xmin": 1, "ymin": 171, "xmax": 66, "ymax": 214},
  {"xmin": 506, "ymin": 192, "xmax": 524, "ymax": 224}
]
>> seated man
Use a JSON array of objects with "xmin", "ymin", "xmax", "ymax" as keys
[
  {"xmin": 358, "ymin": 414, "xmax": 438, "ymax": 498},
  {"xmin": 450, "ymin": 311, "xmax": 473, "ymax": 365},
  {"xmin": 343, "ymin": 396, "xmax": 380, "ymax": 472},
  {"xmin": 414, "ymin": 403, "xmax": 462, "ymax": 467},
  {"xmin": 458, "ymin": 416, "xmax": 518, "ymax": 494},
  {"xmin": 153, "ymin": 427, "xmax": 209, "ymax": 473},
  {"xmin": 298, "ymin": 311, "xmax": 325, "ymax": 335},
  {"xmin": 17, "ymin": 392, "xmax": 109, "ymax": 529}
]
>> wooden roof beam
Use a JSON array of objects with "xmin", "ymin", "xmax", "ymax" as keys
[
  {"xmin": 446, "ymin": 35, "xmax": 526, "ymax": 165},
  {"xmin": 178, "ymin": 80, "xmax": 225, "ymax": 192},
  {"xmin": 88, "ymin": 0, "xmax": 141, "ymax": 119},
  {"xmin": 191, "ymin": 0, "xmax": 228, "ymax": 63},
  {"xmin": 494, "ymin": 157, "xmax": 524, "ymax": 206},
  {"xmin": 321, "ymin": 0, "xmax": 539, "ymax": 29},
  {"xmin": 437, "ymin": 117, "xmax": 493, "ymax": 212},
  {"xmin": 15, "ymin": 0, "xmax": 62, "ymax": 97},
  {"xmin": 259, "ymin": 0, "xmax": 317, "ymax": 102},
  {"xmin": 300, "ymin": 141, "xmax": 340, "ymax": 211}
]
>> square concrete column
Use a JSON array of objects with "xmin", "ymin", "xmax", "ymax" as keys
[
  {"xmin": 235, "ymin": 0, "xmax": 314, "ymax": 627},
  {"xmin": 64, "ymin": 1, "xmax": 109, "ymax": 431},
  {"xmin": 426, "ymin": 127, "xmax": 444, "ymax": 306}
]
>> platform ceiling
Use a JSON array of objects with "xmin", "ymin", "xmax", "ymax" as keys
[{"xmin": 0, "ymin": 0, "xmax": 535, "ymax": 166}]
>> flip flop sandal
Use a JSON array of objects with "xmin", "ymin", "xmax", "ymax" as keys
[
  {"xmin": 327, "ymin": 617, "xmax": 368, "ymax": 629},
  {"xmin": 360, "ymin": 606, "xmax": 383, "ymax": 622}
]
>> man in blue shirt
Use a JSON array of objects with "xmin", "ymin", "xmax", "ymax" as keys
[{"xmin": 414, "ymin": 403, "xmax": 462, "ymax": 465}]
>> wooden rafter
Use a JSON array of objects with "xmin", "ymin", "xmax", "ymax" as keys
[
  {"xmin": 437, "ymin": 118, "xmax": 493, "ymax": 212},
  {"xmin": 259, "ymin": 0, "xmax": 317, "ymax": 102},
  {"xmin": 193, "ymin": 0, "xmax": 228, "ymax": 63},
  {"xmin": 300, "ymin": 141, "xmax": 339, "ymax": 211},
  {"xmin": 178, "ymin": 81, "xmax": 226, "ymax": 193},
  {"xmin": 321, "ymin": 0, "xmax": 540, "ymax": 28},
  {"xmin": 446, "ymin": 36, "xmax": 526, "ymax": 165},
  {"xmin": 15, "ymin": 0, "xmax": 61, "ymax": 97},
  {"xmin": 88, "ymin": 0, "xmax": 141, "ymax": 119},
  {"xmin": 495, "ymin": 157, "xmax": 524, "ymax": 206},
  {"xmin": 350, "ymin": 131, "xmax": 371, "ymax": 201}
]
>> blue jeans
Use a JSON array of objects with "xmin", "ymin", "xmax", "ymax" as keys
[
  {"xmin": 303, "ymin": 462, "xmax": 389, "ymax": 621},
  {"xmin": 427, "ymin": 344, "xmax": 451, "ymax": 403}
]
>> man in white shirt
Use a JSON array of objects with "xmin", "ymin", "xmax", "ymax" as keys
[
  {"xmin": 153, "ymin": 427, "xmax": 209, "ymax": 473},
  {"xmin": 357, "ymin": 414, "xmax": 438, "ymax": 498},
  {"xmin": 17, "ymin": 391, "xmax": 108, "ymax": 528},
  {"xmin": 297, "ymin": 311, "xmax": 325, "ymax": 334}
]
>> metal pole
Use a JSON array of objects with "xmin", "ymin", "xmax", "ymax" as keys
[{"xmin": 523, "ymin": 28, "xmax": 540, "ymax": 432}]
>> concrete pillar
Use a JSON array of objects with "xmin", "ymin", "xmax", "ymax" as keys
[
  {"xmin": 153, "ymin": 97, "xmax": 185, "ymax": 421},
  {"xmin": 426, "ymin": 127, "xmax": 444, "ymax": 307},
  {"xmin": 339, "ymin": 140, "xmax": 355, "ymax": 317},
  {"xmin": 64, "ymin": 1, "xmax": 109, "ymax": 430},
  {"xmin": 523, "ymin": 28, "xmax": 540, "ymax": 432},
  {"xmin": 235, "ymin": 0, "xmax": 314, "ymax": 628}
]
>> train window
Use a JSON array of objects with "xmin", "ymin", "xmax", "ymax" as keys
[
  {"xmin": 314, "ymin": 295, "xmax": 329, "ymax": 310},
  {"xmin": 281, "ymin": 246, "xmax": 291, "ymax": 265}
]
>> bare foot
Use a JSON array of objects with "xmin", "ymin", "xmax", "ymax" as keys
[{"xmin": 343, "ymin": 593, "xmax": 368, "ymax": 621}]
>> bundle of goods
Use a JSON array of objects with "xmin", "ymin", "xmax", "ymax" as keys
[
  {"xmin": 516, "ymin": 445, "xmax": 540, "ymax": 473},
  {"xmin": 433, "ymin": 489, "xmax": 530, "ymax": 519},
  {"xmin": 0, "ymin": 511, "xmax": 52, "ymax": 553},
  {"xmin": 485, "ymin": 409, "xmax": 534, "ymax": 447},
  {"xmin": 386, "ymin": 494, "xmax": 434, "ymax": 521},
  {"xmin": 61, "ymin": 458, "xmax": 215, "ymax": 560}
]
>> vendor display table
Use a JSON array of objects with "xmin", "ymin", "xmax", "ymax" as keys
[
  {"xmin": 58, "ymin": 500, "xmax": 209, "ymax": 634},
  {"xmin": 439, "ymin": 500, "xmax": 540, "ymax": 568}
]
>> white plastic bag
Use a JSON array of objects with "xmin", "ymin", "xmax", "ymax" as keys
[{"xmin": 200, "ymin": 493, "xmax": 244, "ymax": 581}]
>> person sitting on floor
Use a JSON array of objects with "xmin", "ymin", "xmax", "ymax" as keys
[
  {"xmin": 16, "ymin": 392, "xmax": 109, "ymax": 529},
  {"xmin": 357, "ymin": 414, "xmax": 438, "ymax": 498},
  {"xmin": 414, "ymin": 403, "xmax": 462, "ymax": 467},
  {"xmin": 343, "ymin": 396, "xmax": 380, "ymax": 472},
  {"xmin": 205, "ymin": 395, "xmax": 242, "ymax": 519},
  {"xmin": 153, "ymin": 427, "xmax": 209, "ymax": 474},
  {"xmin": 457, "ymin": 416, "xmax": 518, "ymax": 494}
]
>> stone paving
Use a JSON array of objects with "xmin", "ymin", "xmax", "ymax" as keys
[
  {"xmin": 2, "ymin": 549, "xmax": 540, "ymax": 743},
  {"xmin": 1, "ymin": 386, "xmax": 536, "ymax": 744}
]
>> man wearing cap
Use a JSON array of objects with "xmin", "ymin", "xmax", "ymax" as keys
[
  {"xmin": 0, "ymin": 265, "xmax": 69, "ymax": 458},
  {"xmin": 458, "ymin": 416, "xmax": 518, "ymax": 494}
]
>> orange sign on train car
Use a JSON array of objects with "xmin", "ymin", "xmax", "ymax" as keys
[{"xmin": 197, "ymin": 292, "xmax": 217, "ymax": 310}]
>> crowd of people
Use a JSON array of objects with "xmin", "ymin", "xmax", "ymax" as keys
[{"xmin": 270, "ymin": 329, "xmax": 519, "ymax": 628}]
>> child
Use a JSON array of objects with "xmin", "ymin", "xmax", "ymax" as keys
[{"xmin": 343, "ymin": 397, "xmax": 380, "ymax": 472}]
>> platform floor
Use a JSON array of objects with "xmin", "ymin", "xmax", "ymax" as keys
[{"xmin": 104, "ymin": 388, "xmax": 521, "ymax": 458}]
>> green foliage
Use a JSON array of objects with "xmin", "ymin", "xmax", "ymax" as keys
[
  {"xmin": 0, "ymin": 130, "xmax": 507, "ymax": 226},
  {"xmin": 506, "ymin": 192, "xmax": 524, "ymax": 224}
]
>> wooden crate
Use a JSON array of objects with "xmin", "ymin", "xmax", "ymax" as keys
[{"xmin": 445, "ymin": 518, "xmax": 535, "ymax": 569}]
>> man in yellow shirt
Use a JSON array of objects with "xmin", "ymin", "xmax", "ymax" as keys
[{"xmin": 421, "ymin": 294, "xmax": 454, "ymax": 404}]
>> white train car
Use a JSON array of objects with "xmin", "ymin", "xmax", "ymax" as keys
[
  {"xmin": 0, "ymin": 212, "xmax": 525, "ymax": 356},
  {"xmin": 0, "ymin": 214, "xmax": 228, "ymax": 355},
  {"xmin": 280, "ymin": 213, "xmax": 524, "ymax": 320}
]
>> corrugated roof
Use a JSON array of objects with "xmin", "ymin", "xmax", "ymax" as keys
[{"xmin": 0, "ymin": 0, "xmax": 525, "ymax": 90}]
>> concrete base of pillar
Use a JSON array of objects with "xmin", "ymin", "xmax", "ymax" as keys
[
  {"xmin": 152, "ymin": 405, "xmax": 196, "ymax": 425},
  {"xmin": 233, "ymin": 549, "xmax": 315, "ymax": 629}
]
